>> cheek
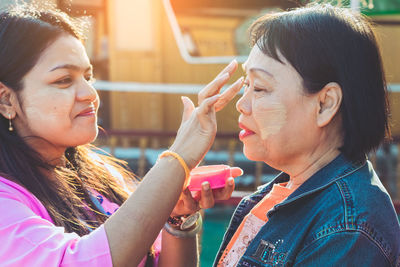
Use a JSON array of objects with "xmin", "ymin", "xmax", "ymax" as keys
[
  {"xmin": 253, "ymin": 101, "xmax": 287, "ymax": 140},
  {"xmin": 23, "ymin": 90, "xmax": 74, "ymax": 127}
]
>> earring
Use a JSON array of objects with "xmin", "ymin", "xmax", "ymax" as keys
[{"xmin": 8, "ymin": 113, "xmax": 13, "ymax": 132}]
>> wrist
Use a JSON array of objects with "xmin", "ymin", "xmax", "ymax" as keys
[
  {"xmin": 167, "ymin": 212, "xmax": 201, "ymax": 231},
  {"xmin": 164, "ymin": 212, "xmax": 202, "ymax": 238},
  {"xmin": 158, "ymin": 150, "xmax": 191, "ymax": 188},
  {"xmin": 168, "ymin": 145, "xmax": 197, "ymax": 170}
]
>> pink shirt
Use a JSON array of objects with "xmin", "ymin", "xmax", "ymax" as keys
[{"xmin": 0, "ymin": 176, "xmax": 161, "ymax": 266}]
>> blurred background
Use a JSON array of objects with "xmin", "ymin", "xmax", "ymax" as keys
[{"xmin": 1, "ymin": 0, "xmax": 399, "ymax": 265}]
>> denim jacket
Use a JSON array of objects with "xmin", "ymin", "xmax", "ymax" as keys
[{"xmin": 214, "ymin": 154, "xmax": 400, "ymax": 266}]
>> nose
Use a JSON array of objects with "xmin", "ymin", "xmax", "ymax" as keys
[
  {"xmin": 236, "ymin": 90, "xmax": 251, "ymax": 115},
  {"xmin": 76, "ymin": 78, "xmax": 98, "ymax": 104}
]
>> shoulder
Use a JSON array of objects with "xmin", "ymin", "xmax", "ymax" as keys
[
  {"xmin": 312, "ymin": 160, "xmax": 397, "ymax": 228},
  {"xmin": 0, "ymin": 176, "xmax": 39, "ymax": 205},
  {"xmin": 339, "ymin": 161, "xmax": 398, "ymax": 232},
  {"xmin": 308, "ymin": 162, "xmax": 400, "ymax": 265},
  {"xmin": 0, "ymin": 176, "xmax": 52, "ymax": 221}
]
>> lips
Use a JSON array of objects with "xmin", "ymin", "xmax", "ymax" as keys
[
  {"xmin": 238, "ymin": 123, "xmax": 255, "ymax": 140},
  {"xmin": 77, "ymin": 106, "xmax": 96, "ymax": 117}
]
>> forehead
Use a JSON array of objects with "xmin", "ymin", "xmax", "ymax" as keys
[
  {"xmin": 34, "ymin": 35, "xmax": 90, "ymax": 71},
  {"xmin": 243, "ymin": 45, "xmax": 304, "ymax": 90},
  {"xmin": 242, "ymin": 46, "xmax": 283, "ymax": 75},
  {"xmin": 243, "ymin": 46, "xmax": 267, "ymax": 69}
]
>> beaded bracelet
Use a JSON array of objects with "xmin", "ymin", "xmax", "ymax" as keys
[{"xmin": 158, "ymin": 150, "xmax": 191, "ymax": 187}]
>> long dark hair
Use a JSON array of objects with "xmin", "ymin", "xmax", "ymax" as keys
[
  {"xmin": 249, "ymin": 4, "xmax": 390, "ymax": 162},
  {"xmin": 0, "ymin": 4, "xmax": 134, "ymax": 235}
]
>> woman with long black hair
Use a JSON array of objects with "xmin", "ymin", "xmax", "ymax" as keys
[{"xmin": 0, "ymin": 3, "xmax": 243, "ymax": 267}]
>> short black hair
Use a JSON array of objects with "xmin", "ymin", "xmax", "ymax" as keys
[{"xmin": 249, "ymin": 4, "xmax": 390, "ymax": 162}]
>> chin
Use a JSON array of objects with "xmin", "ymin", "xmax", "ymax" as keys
[
  {"xmin": 242, "ymin": 146, "xmax": 266, "ymax": 162},
  {"xmin": 85, "ymin": 130, "xmax": 99, "ymax": 144},
  {"xmin": 72, "ymin": 128, "xmax": 98, "ymax": 146}
]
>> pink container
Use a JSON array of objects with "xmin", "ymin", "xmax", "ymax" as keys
[{"xmin": 188, "ymin": 165, "xmax": 231, "ymax": 191}]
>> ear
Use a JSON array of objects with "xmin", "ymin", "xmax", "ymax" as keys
[
  {"xmin": 0, "ymin": 82, "xmax": 17, "ymax": 119},
  {"xmin": 316, "ymin": 82, "xmax": 342, "ymax": 127}
]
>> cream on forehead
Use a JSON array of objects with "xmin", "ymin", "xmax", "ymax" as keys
[
  {"xmin": 254, "ymin": 102, "xmax": 287, "ymax": 140},
  {"xmin": 243, "ymin": 47, "xmax": 282, "ymax": 85}
]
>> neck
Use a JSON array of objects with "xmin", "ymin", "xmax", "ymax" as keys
[
  {"xmin": 286, "ymin": 147, "xmax": 340, "ymax": 189},
  {"xmin": 25, "ymin": 138, "xmax": 67, "ymax": 167},
  {"xmin": 285, "ymin": 125, "xmax": 343, "ymax": 189}
]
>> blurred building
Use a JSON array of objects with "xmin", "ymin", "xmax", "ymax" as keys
[
  {"xmin": 1, "ymin": 0, "xmax": 399, "ymax": 138},
  {"xmin": 52, "ymin": 0, "xmax": 400, "ymax": 137}
]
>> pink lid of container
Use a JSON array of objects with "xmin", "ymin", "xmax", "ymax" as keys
[{"xmin": 188, "ymin": 165, "xmax": 231, "ymax": 191}]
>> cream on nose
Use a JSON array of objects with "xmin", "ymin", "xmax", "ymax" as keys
[{"xmin": 236, "ymin": 97, "xmax": 244, "ymax": 113}]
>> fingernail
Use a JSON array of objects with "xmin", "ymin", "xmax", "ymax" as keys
[
  {"xmin": 202, "ymin": 182, "xmax": 210, "ymax": 190},
  {"xmin": 228, "ymin": 178, "xmax": 234, "ymax": 186}
]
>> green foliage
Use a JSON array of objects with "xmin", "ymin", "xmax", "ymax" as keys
[{"xmin": 300, "ymin": 0, "xmax": 400, "ymax": 15}]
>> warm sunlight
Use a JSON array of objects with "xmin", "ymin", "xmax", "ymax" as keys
[{"xmin": 113, "ymin": 0, "xmax": 155, "ymax": 51}]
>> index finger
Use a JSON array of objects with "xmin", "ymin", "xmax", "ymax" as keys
[
  {"xmin": 198, "ymin": 60, "xmax": 238, "ymax": 105},
  {"xmin": 216, "ymin": 59, "xmax": 238, "ymax": 79},
  {"xmin": 214, "ymin": 76, "xmax": 244, "ymax": 112}
]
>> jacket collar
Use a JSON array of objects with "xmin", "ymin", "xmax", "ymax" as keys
[{"xmin": 256, "ymin": 153, "xmax": 366, "ymax": 206}]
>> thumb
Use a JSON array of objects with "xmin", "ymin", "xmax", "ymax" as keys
[{"xmin": 181, "ymin": 96, "xmax": 195, "ymax": 123}]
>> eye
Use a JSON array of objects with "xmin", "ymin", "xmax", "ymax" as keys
[
  {"xmin": 253, "ymin": 82, "xmax": 270, "ymax": 93},
  {"xmin": 85, "ymin": 75, "xmax": 95, "ymax": 84},
  {"xmin": 55, "ymin": 77, "xmax": 72, "ymax": 84},
  {"xmin": 53, "ymin": 76, "xmax": 73, "ymax": 87},
  {"xmin": 254, "ymin": 87, "xmax": 267, "ymax": 92},
  {"xmin": 243, "ymin": 80, "xmax": 250, "ymax": 90},
  {"xmin": 243, "ymin": 79, "xmax": 268, "ymax": 92}
]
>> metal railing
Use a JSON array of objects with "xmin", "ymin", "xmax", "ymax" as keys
[{"xmin": 95, "ymin": 129, "xmax": 278, "ymax": 190}]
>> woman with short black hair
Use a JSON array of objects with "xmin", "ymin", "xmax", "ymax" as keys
[{"xmin": 214, "ymin": 4, "xmax": 400, "ymax": 266}]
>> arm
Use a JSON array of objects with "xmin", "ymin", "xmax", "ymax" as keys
[
  {"xmin": 158, "ymin": 230, "xmax": 199, "ymax": 267},
  {"xmin": 0, "ymin": 159, "xmax": 202, "ymax": 267},
  {"xmin": 295, "ymin": 231, "xmax": 391, "ymax": 266},
  {"xmin": 104, "ymin": 93, "xmax": 217, "ymax": 266},
  {"xmin": 105, "ymin": 61, "xmax": 243, "ymax": 267}
]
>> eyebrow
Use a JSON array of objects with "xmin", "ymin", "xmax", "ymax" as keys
[
  {"xmin": 242, "ymin": 63, "xmax": 274, "ymax": 79},
  {"xmin": 49, "ymin": 64, "xmax": 93, "ymax": 72}
]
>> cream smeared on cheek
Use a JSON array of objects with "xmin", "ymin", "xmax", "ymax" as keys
[{"xmin": 253, "ymin": 102, "xmax": 287, "ymax": 140}]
